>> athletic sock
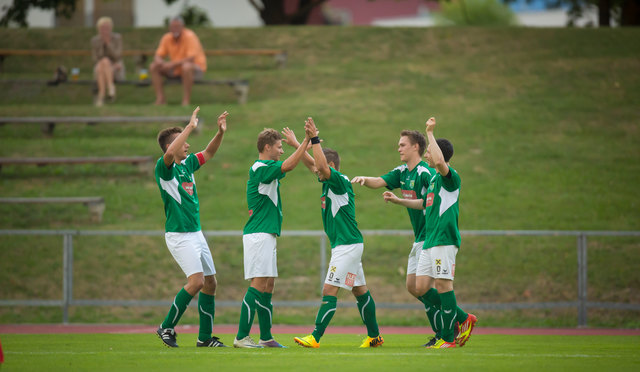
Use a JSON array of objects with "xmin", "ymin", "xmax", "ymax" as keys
[
  {"xmin": 419, "ymin": 288, "xmax": 442, "ymax": 339},
  {"xmin": 236, "ymin": 287, "xmax": 261, "ymax": 340},
  {"xmin": 161, "ymin": 288, "xmax": 193, "ymax": 329},
  {"xmin": 356, "ymin": 291, "xmax": 380, "ymax": 338},
  {"xmin": 197, "ymin": 292, "xmax": 215, "ymax": 342},
  {"xmin": 256, "ymin": 291, "xmax": 274, "ymax": 341},
  {"xmin": 456, "ymin": 305, "xmax": 469, "ymax": 324},
  {"xmin": 311, "ymin": 295, "xmax": 337, "ymax": 342},
  {"xmin": 439, "ymin": 290, "xmax": 458, "ymax": 342}
]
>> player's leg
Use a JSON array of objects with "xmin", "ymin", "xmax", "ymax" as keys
[
  {"xmin": 352, "ymin": 284, "xmax": 383, "ymax": 348},
  {"xmin": 408, "ymin": 242, "xmax": 442, "ymax": 342},
  {"xmin": 294, "ymin": 283, "xmax": 337, "ymax": 348},
  {"xmin": 255, "ymin": 277, "xmax": 286, "ymax": 347},
  {"xmin": 195, "ymin": 233, "xmax": 227, "ymax": 347}
]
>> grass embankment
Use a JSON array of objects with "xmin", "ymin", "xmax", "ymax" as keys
[{"xmin": 0, "ymin": 27, "xmax": 638, "ymax": 327}]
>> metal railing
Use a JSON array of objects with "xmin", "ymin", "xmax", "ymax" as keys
[{"xmin": 1, "ymin": 229, "xmax": 639, "ymax": 326}]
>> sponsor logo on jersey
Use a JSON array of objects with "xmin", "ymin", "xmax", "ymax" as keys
[
  {"xmin": 402, "ymin": 190, "xmax": 417, "ymax": 199},
  {"xmin": 426, "ymin": 192, "xmax": 434, "ymax": 207},
  {"xmin": 182, "ymin": 182, "xmax": 194, "ymax": 196},
  {"xmin": 345, "ymin": 272, "xmax": 356, "ymax": 287},
  {"xmin": 248, "ymin": 209, "xmax": 253, "ymax": 216},
  {"xmin": 321, "ymin": 196, "xmax": 326, "ymax": 210}
]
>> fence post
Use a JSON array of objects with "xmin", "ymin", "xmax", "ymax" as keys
[
  {"xmin": 319, "ymin": 234, "xmax": 327, "ymax": 293},
  {"xmin": 577, "ymin": 233, "xmax": 588, "ymax": 327},
  {"xmin": 62, "ymin": 233, "xmax": 73, "ymax": 324}
]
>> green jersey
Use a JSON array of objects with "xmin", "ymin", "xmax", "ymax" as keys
[
  {"xmin": 155, "ymin": 153, "xmax": 205, "ymax": 233},
  {"xmin": 381, "ymin": 161, "xmax": 435, "ymax": 242},
  {"xmin": 423, "ymin": 166, "xmax": 461, "ymax": 249},
  {"xmin": 320, "ymin": 168, "xmax": 363, "ymax": 248},
  {"xmin": 243, "ymin": 160, "xmax": 286, "ymax": 236}
]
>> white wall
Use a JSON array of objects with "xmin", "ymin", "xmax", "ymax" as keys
[
  {"xmin": 0, "ymin": 0, "xmax": 55, "ymax": 27},
  {"xmin": 134, "ymin": 0, "xmax": 262, "ymax": 27}
]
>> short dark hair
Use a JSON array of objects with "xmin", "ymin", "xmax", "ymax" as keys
[
  {"xmin": 400, "ymin": 130, "xmax": 427, "ymax": 156},
  {"xmin": 257, "ymin": 128, "xmax": 282, "ymax": 152},
  {"xmin": 436, "ymin": 138, "xmax": 454, "ymax": 162},
  {"xmin": 157, "ymin": 127, "xmax": 183, "ymax": 153},
  {"xmin": 323, "ymin": 148, "xmax": 340, "ymax": 171}
]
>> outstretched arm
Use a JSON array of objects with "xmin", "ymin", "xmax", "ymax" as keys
[
  {"xmin": 351, "ymin": 176, "xmax": 388, "ymax": 189},
  {"xmin": 425, "ymin": 117, "xmax": 449, "ymax": 176},
  {"xmin": 200, "ymin": 111, "xmax": 229, "ymax": 163},
  {"xmin": 163, "ymin": 106, "xmax": 199, "ymax": 167},
  {"xmin": 305, "ymin": 117, "xmax": 331, "ymax": 180},
  {"xmin": 382, "ymin": 191, "xmax": 424, "ymax": 210},
  {"xmin": 282, "ymin": 127, "xmax": 316, "ymax": 174},
  {"xmin": 281, "ymin": 126, "xmax": 311, "ymax": 173}
]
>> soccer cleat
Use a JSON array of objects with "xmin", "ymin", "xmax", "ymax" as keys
[
  {"xmin": 259, "ymin": 339, "xmax": 288, "ymax": 348},
  {"xmin": 422, "ymin": 337, "xmax": 439, "ymax": 347},
  {"xmin": 293, "ymin": 335, "xmax": 320, "ymax": 348},
  {"xmin": 156, "ymin": 327, "xmax": 178, "ymax": 348},
  {"xmin": 197, "ymin": 336, "xmax": 228, "ymax": 347},
  {"xmin": 233, "ymin": 336, "xmax": 263, "ymax": 348},
  {"xmin": 359, "ymin": 335, "xmax": 384, "ymax": 348},
  {"xmin": 428, "ymin": 339, "xmax": 456, "ymax": 349},
  {"xmin": 455, "ymin": 313, "xmax": 478, "ymax": 347}
]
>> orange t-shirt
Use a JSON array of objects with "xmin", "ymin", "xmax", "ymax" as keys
[{"xmin": 155, "ymin": 28, "xmax": 207, "ymax": 74}]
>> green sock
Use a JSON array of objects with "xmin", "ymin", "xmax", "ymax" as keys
[
  {"xmin": 198, "ymin": 292, "xmax": 215, "ymax": 342},
  {"xmin": 456, "ymin": 305, "xmax": 468, "ymax": 324},
  {"xmin": 356, "ymin": 291, "xmax": 380, "ymax": 338},
  {"xmin": 256, "ymin": 291, "xmax": 274, "ymax": 341},
  {"xmin": 161, "ymin": 288, "xmax": 193, "ymax": 329},
  {"xmin": 419, "ymin": 288, "xmax": 442, "ymax": 339},
  {"xmin": 439, "ymin": 290, "xmax": 458, "ymax": 342},
  {"xmin": 236, "ymin": 287, "xmax": 261, "ymax": 340},
  {"xmin": 311, "ymin": 295, "xmax": 337, "ymax": 342}
]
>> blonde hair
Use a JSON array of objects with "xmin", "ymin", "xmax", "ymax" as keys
[{"xmin": 96, "ymin": 16, "xmax": 113, "ymax": 29}]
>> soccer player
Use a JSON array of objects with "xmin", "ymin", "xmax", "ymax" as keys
[
  {"xmin": 154, "ymin": 107, "xmax": 229, "ymax": 348},
  {"xmin": 351, "ymin": 130, "xmax": 445, "ymax": 346},
  {"xmin": 291, "ymin": 118, "xmax": 383, "ymax": 349},
  {"xmin": 383, "ymin": 117, "xmax": 477, "ymax": 349},
  {"xmin": 233, "ymin": 125, "xmax": 312, "ymax": 348}
]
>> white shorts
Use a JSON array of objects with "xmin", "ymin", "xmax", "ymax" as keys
[
  {"xmin": 416, "ymin": 245, "xmax": 458, "ymax": 280},
  {"xmin": 406, "ymin": 241, "xmax": 424, "ymax": 275},
  {"xmin": 324, "ymin": 243, "xmax": 366, "ymax": 290},
  {"xmin": 243, "ymin": 233, "xmax": 278, "ymax": 280},
  {"xmin": 165, "ymin": 231, "xmax": 216, "ymax": 278}
]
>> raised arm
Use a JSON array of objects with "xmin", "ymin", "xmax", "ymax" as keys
[
  {"xmin": 351, "ymin": 176, "xmax": 388, "ymax": 189},
  {"xmin": 281, "ymin": 126, "xmax": 311, "ymax": 173},
  {"xmin": 382, "ymin": 191, "xmax": 424, "ymax": 210},
  {"xmin": 163, "ymin": 106, "xmax": 199, "ymax": 167},
  {"xmin": 282, "ymin": 127, "xmax": 316, "ymax": 174},
  {"xmin": 425, "ymin": 117, "xmax": 449, "ymax": 176},
  {"xmin": 305, "ymin": 117, "xmax": 331, "ymax": 180},
  {"xmin": 200, "ymin": 111, "xmax": 228, "ymax": 163}
]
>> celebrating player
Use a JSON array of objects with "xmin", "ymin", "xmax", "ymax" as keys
[
  {"xmin": 233, "ymin": 125, "xmax": 312, "ymax": 348},
  {"xmin": 383, "ymin": 117, "xmax": 477, "ymax": 348},
  {"xmin": 154, "ymin": 107, "xmax": 229, "ymax": 348},
  {"xmin": 289, "ymin": 117, "xmax": 384, "ymax": 349},
  {"xmin": 351, "ymin": 130, "xmax": 446, "ymax": 346}
]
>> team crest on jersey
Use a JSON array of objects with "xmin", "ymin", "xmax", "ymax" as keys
[
  {"xmin": 425, "ymin": 192, "xmax": 434, "ymax": 207},
  {"xmin": 345, "ymin": 272, "xmax": 356, "ymax": 287},
  {"xmin": 182, "ymin": 182, "xmax": 194, "ymax": 196},
  {"xmin": 410, "ymin": 180, "xmax": 415, "ymax": 188}
]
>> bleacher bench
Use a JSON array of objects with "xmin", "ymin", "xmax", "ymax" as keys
[
  {"xmin": 0, "ymin": 197, "xmax": 105, "ymax": 222},
  {"xmin": 0, "ymin": 48, "xmax": 287, "ymax": 69},
  {"xmin": 0, "ymin": 116, "xmax": 192, "ymax": 136},
  {"xmin": 0, "ymin": 156, "xmax": 155, "ymax": 174}
]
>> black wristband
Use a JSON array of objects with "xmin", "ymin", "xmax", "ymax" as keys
[{"xmin": 311, "ymin": 136, "xmax": 320, "ymax": 144}]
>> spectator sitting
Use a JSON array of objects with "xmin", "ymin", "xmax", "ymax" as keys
[
  {"xmin": 150, "ymin": 16, "xmax": 207, "ymax": 106},
  {"xmin": 91, "ymin": 16, "xmax": 124, "ymax": 107}
]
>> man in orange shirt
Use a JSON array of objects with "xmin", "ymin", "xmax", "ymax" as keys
[{"xmin": 150, "ymin": 17, "xmax": 207, "ymax": 106}]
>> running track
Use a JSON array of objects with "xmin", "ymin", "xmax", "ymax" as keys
[{"xmin": 1, "ymin": 324, "xmax": 638, "ymax": 336}]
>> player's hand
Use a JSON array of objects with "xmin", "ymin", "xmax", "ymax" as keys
[
  {"xmin": 281, "ymin": 127, "xmax": 300, "ymax": 148},
  {"xmin": 351, "ymin": 176, "xmax": 367, "ymax": 186},
  {"xmin": 305, "ymin": 117, "xmax": 318, "ymax": 139},
  {"xmin": 382, "ymin": 191, "xmax": 399, "ymax": 203},
  {"xmin": 217, "ymin": 111, "xmax": 228, "ymax": 133},
  {"xmin": 425, "ymin": 117, "xmax": 436, "ymax": 133},
  {"xmin": 189, "ymin": 106, "xmax": 200, "ymax": 128}
]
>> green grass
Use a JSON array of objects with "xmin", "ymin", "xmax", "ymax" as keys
[
  {"xmin": 0, "ymin": 26, "xmax": 639, "ymax": 327},
  {"xmin": 2, "ymin": 334, "xmax": 639, "ymax": 371}
]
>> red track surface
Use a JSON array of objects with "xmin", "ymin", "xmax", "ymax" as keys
[{"xmin": 1, "ymin": 324, "xmax": 638, "ymax": 336}]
